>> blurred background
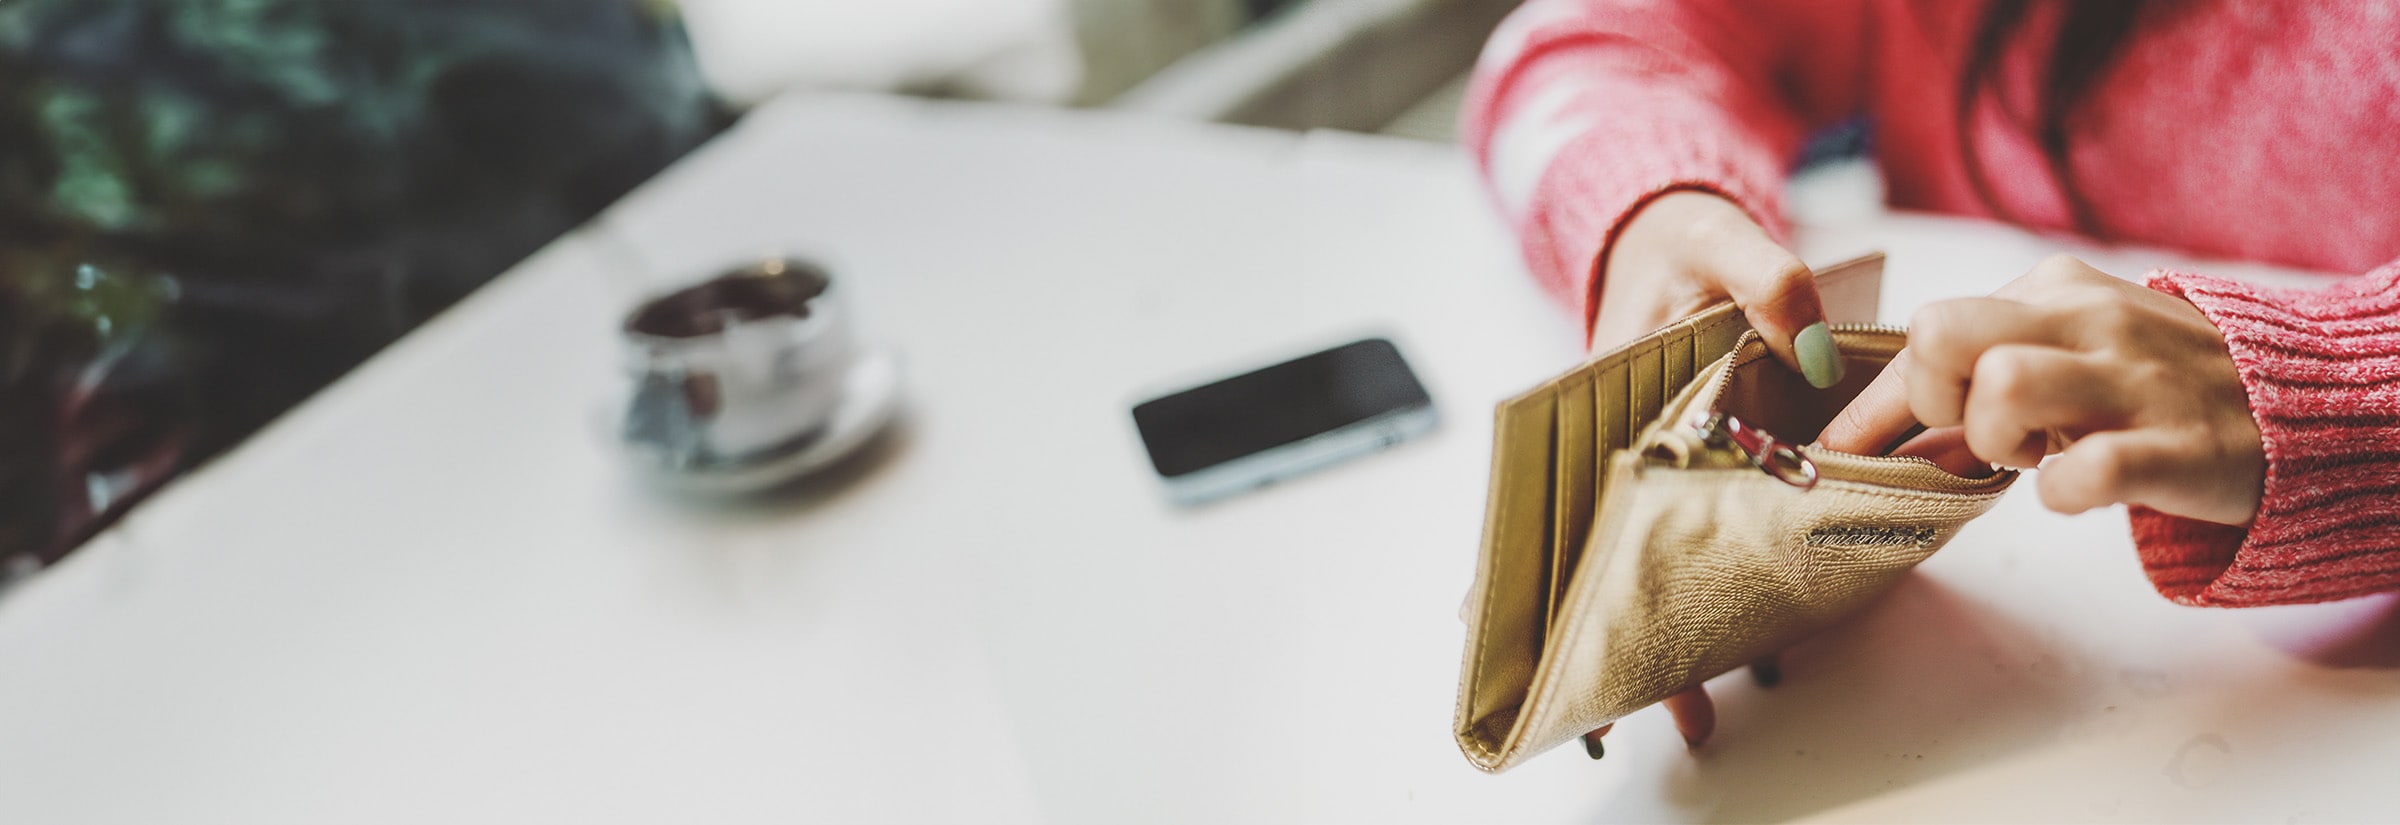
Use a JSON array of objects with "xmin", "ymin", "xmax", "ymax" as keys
[
  {"xmin": 678, "ymin": 0, "xmax": 1506, "ymax": 136},
  {"xmin": 2, "ymin": 0, "xmax": 1520, "ymax": 578}
]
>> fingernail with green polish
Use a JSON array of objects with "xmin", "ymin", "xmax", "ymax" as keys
[
  {"xmin": 1584, "ymin": 734, "xmax": 1606, "ymax": 760},
  {"xmin": 1796, "ymin": 321, "xmax": 1845, "ymax": 389}
]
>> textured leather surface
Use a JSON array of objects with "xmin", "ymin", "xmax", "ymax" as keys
[{"xmin": 1455, "ymin": 254, "xmax": 2019, "ymax": 773}]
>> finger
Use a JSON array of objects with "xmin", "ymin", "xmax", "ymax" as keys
[
  {"xmin": 1817, "ymin": 353, "xmax": 1918, "ymax": 455},
  {"xmin": 1961, "ymin": 345, "xmax": 2124, "ymax": 468},
  {"xmin": 2035, "ymin": 428, "xmax": 2185, "ymax": 516},
  {"xmin": 1888, "ymin": 426, "xmax": 1995, "ymax": 478},
  {"xmin": 1710, "ymin": 233, "xmax": 1835, "ymax": 387},
  {"xmin": 1905, "ymin": 298, "xmax": 2070, "ymax": 427},
  {"xmin": 1662, "ymin": 685, "xmax": 1716, "ymax": 749},
  {"xmin": 1581, "ymin": 724, "xmax": 1616, "ymax": 760},
  {"xmin": 2042, "ymin": 428, "xmax": 2263, "ymax": 525}
]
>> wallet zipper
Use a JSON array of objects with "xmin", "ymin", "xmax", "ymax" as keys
[
  {"xmin": 1663, "ymin": 410, "xmax": 2008, "ymax": 493},
  {"xmin": 1653, "ymin": 323, "xmax": 2012, "ymax": 494},
  {"xmin": 1801, "ymin": 444, "xmax": 2010, "ymax": 492},
  {"xmin": 1683, "ymin": 410, "xmax": 1819, "ymax": 489}
]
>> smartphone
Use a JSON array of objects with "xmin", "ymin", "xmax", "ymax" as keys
[{"xmin": 1132, "ymin": 337, "xmax": 1437, "ymax": 506}]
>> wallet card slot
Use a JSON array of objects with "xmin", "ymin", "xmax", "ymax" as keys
[
  {"xmin": 1664, "ymin": 326, "xmax": 1695, "ymax": 407},
  {"xmin": 1462, "ymin": 389, "xmax": 1559, "ymax": 733},
  {"xmin": 1596, "ymin": 352, "xmax": 1629, "ymax": 453},
  {"xmin": 1629, "ymin": 344, "xmax": 1664, "ymax": 450},
  {"xmin": 1547, "ymin": 376, "xmax": 1597, "ymax": 631}
]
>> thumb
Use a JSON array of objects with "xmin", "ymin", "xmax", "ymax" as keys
[
  {"xmin": 2040, "ymin": 428, "xmax": 2257, "ymax": 525},
  {"xmin": 1713, "ymin": 234, "xmax": 1839, "ymax": 388}
]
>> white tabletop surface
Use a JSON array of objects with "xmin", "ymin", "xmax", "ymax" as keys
[{"xmin": 2, "ymin": 94, "xmax": 2393, "ymax": 824}]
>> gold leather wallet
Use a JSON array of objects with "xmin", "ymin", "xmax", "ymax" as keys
[{"xmin": 1453, "ymin": 253, "xmax": 2017, "ymax": 773}]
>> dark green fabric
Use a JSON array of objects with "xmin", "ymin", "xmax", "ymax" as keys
[{"xmin": 0, "ymin": 0, "xmax": 718, "ymax": 569}]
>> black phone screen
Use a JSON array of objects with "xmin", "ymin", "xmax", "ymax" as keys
[{"xmin": 1132, "ymin": 338, "xmax": 1432, "ymax": 479}]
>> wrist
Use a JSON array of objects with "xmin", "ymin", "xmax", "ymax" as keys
[{"xmin": 1605, "ymin": 190, "xmax": 1747, "ymax": 286}]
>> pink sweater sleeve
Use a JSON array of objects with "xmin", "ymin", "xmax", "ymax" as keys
[
  {"xmin": 1461, "ymin": 0, "xmax": 1869, "ymax": 334},
  {"xmin": 2135, "ymin": 262, "xmax": 2400, "ymax": 605}
]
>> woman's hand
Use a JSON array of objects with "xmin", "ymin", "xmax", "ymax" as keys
[
  {"xmin": 1601, "ymin": 191, "xmax": 1847, "ymax": 388},
  {"xmin": 1821, "ymin": 255, "xmax": 2266, "ymax": 525},
  {"xmin": 1606, "ymin": 255, "xmax": 2267, "ymax": 757},
  {"xmin": 1583, "ymin": 191, "xmax": 1836, "ymax": 755}
]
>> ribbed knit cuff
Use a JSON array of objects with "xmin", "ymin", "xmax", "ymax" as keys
[
  {"xmin": 2135, "ymin": 264, "xmax": 2400, "ymax": 605},
  {"xmin": 1460, "ymin": 2, "xmax": 1806, "ymax": 346}
]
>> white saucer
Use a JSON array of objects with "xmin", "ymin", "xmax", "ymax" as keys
[{"xmin": 632, "ymin": 349, "xmax": 903, "ymax": 495}]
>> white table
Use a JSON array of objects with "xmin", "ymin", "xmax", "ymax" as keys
[{"xmin": 2, "ymin": 95, "xmax": 2392, "ymax": 824}]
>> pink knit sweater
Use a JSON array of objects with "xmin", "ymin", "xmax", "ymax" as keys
[{"xmin": 1464, "ymin": 0, "xmax": 2400, "ymax": 605}]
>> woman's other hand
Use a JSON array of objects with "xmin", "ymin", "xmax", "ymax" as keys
[
  {"xmin": 1822, "ymin": 255, "xmax": 2265, "ymax": 525},
  {"xmin": 1602, "ymin": 191, "xmax": 1846, "ymax": 389}
]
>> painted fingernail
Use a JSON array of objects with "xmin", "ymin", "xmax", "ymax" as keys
[
  {"xmin": 1583, "ymin": 732, "xmax": 1606, "ymax": 760},
  {"xmin": 1749, "ymin": 657, "xmax": 1783, "ymax": 688},
  {"xmin": 1796, "ymin": 321, "xmax": 1845, "ymax": 389}
]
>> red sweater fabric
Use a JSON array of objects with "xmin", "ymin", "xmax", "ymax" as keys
[{"xmin": 1463, "ymin": 0, "xmax": 2400, "ymax": 605}]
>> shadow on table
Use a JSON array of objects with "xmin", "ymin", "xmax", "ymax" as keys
[
  {"xmin": 1592, "ymin": 575, "xmax": 2100, "ymax": 824},
  {"xmin": 2239, "ymin": 592, "xmax": 2400, "ymax": 671}
]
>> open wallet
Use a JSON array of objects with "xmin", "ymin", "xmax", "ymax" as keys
[{"xmin": 1453, "ymin": 253, "xmax": 2019, "ymax": 772}]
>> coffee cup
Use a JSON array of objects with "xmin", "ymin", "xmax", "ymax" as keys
[{"xmin": 618, "ymin": 258, "xmax": 857, "ymax": 469}]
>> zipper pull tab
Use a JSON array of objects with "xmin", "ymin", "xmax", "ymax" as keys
[{"xmin": 1690, "ymin": 411, "xmax": 1819, "ymax": 490}]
